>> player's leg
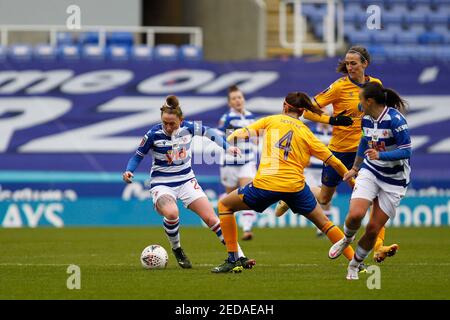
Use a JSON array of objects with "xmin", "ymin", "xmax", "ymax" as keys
[
  {"xmin": 346, "ymin": 198, "xmax": 390, "ymax": 280},
  {"xmin": 286, "ymin": 184, "xmax": 356, "ymax": 261},
  {"xmin": 186, "ymin": 195, "xmax": 255, "ymax": 269},
  {"xmin": 211, "ymin": 188, "xmax": 254, "ymax": 273},
  {"xmin": 238, "ymin": 175, "xmax": 257, "ymax": 241},
  {"xmin": 152, "ymin": 187, "xmax": 192, "ymax": 269}
]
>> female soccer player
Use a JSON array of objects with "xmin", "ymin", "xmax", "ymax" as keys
[
  {"xmin": 211, "ymin": 92, "xmax": 357, "ymax": 273},
  {"xmin": 328, "ymin": 82, "xmax": 410, "ymax": 280},
  {"xmin": 122, "ymin": 95, "xmax": 254, "ymax": 269},
  {"xmin": 217, "ymin": 85, "xmax": 258, "ymax": 241},
  {"xmin": 275, "ymin": 46, "xmax": 398, "ymax": 263}
]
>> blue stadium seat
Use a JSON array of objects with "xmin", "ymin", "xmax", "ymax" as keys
[
  {"xmin": 107, "ymin": 45, "xmax": 130, "ymax": 60},
  {"xmin": 362, "ymin": 0, "xmax": 386, "ymax": 9},
  {"xmin": 58, "ymin": 45, "xmax": 80, "ymax": 60},
  {"xmin": 131, "ymin": 45, "xmax": 153, "ymax": 61},
  {"xmin": 434, "ymin": 45, "xmax": 450, "ymax": 61},
  {"xmin": 372, "ymin": 31, "xmax": 396, "ymax": 44},
  {"xmin": 411, "ymin": 45, "xmax": 436, "ymax": 62},
  {"xmin": 407, "ymin": 24, "xmax": 427, "ymax": 34},
  {"xmin": 33, "ymin": 44, "xmax": 57, "ymax": 60},
  {"xmin": 179, "ymin": 45, "xmax": 203, "ymax": 61},
  {"xmin": 396, "ymin": 32, "xmax": 419, "ymax": 44},
  {"xmin": 79, "ymin": 32, "xmax": 99, "ymax": 45},
  {"xmin": 154, "ymin": 44, "xmax": 178, "ymax": 61},
  {"xmin": 106, "ymin": 32, "xmax": 134, "ymax": 47},
  {"xmin": 384, "ymin": 45, "xmax": 411, "ymax": 62},
  {"xmin": 382, "ymin": 10, "xmax": 405, "ymax": 25},
  {"xmin": 56, "ymin": 32, "xmax": 75, "ymax": 45},
  {"xmin": 427, "ymin": 12, "xmax": 449, "ymax": 26},
  {"xmin": 418, "ymin": 31, "xmax": 445, "ymax": 44},
  {"xmin": 8, "ymin": 44, "xmax": 32, "ymax": 61},
  {"xmin": 404, "ymin": 12, "xmax": 428, "ymax": 25},
  {"xmin": 307, "ymin": 4, "xmax": 327, "ymax": 23},
  {"xmin": 81, "ymin": 45, "xmax": 105, "ymax": 60},
  {"xmin": 367, "ymin": 45, "xmax": 387, "ymax": 62},
  {"xmin": 347, "ymin": 31, "xmax": 372, "ymax": 45},
  {"xmin": 384, "ymin": 24, "xmax": 404, "ymax": 34}
]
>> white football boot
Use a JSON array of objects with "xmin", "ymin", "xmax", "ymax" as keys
[
  {"xmin": 328, "ymin": 235, "xmax": 355, "ymax": 259},
  {"xmin": 346, "ymin": 264, "xmax": 360, "ymax": 280}
]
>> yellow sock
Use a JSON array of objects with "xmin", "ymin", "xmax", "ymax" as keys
[
  {"xmin": 374, "ymin": 227, "xmax": 385, "ymax": 252},
  {"xmin": 321, "ymin": 221, "xmax": 355, "ymax": 261},
  {"xmin": 218, "ymin": 201, "xmax": 238, "ymax": 252}
]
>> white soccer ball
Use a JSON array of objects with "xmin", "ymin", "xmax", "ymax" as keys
[{"xmin": 140, "ymin": 244, "xmax": 168, "ymax": 269}]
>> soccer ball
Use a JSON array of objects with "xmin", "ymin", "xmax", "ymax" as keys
[{"xmin": 140, "ymin": 244, "xmax": 168, "ymax": 269}]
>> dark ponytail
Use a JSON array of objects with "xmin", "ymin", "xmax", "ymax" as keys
[
  {"xmin": 160, "ymin": 95, "xmax": 183, "ymax": 118},
  {"xmin": 362, "ymin": 82, "xmax": 408, "ymax": 115},
  {"xmin": 284, "ymin": 92, "xmax": 323, "ymax": 116}
]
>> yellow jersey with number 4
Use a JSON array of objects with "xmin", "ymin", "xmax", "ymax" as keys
[
  {"xmin": 304, "ymin": 76, "xmax": 382, "ymax": 153},
  {"xmin": 243, "ymin": 114, "xmax": 335, "ymax": 192}
]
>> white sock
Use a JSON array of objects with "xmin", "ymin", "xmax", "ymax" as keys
[
  {"xmin": 163, "ymin": 217, "xmax": 180, "ymax": 249},
  {"xmin": 350, "ymin": 245, "xmax": 370, "ymax": 268},
  {"xmin": 240, "ymin": 210, "xmax": 257, "ymax": 232},
  {"xmin": 343, "ymin": 224, "xmax": 358, "ymax": 240}
]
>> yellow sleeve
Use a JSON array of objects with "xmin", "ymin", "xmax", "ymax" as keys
[
  {"xmin": 226, "ymin": 117, "xmax": 267, "ymax": 142},
  {"xmin": 306, "ymin": 128, "xmax": 334, "ymax": 162},
  {"xmin": 302, "ymin": 81, "xmax": 340, "ymax": 124},
  {"xmin": 303, "ymin": 110, "xmax": 331, "ymax": 124}
]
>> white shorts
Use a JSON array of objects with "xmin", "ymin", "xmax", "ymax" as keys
[
  {"xmin": 150, "ymin": 178, "xmax": 207, "ymax": 208},
  {"xmin": 351, "ymin": 168, "xmax": 407, "ymax": 220},
  {"xmin": 220, "ymin": 162, "xmax": 257, "ymax": 188}
]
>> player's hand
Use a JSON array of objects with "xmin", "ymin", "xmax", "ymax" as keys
[
  {"xmin": 227, "ymin": 146, "xmax": 241, "ymax": 157},
  {"xmin": 329, "ymin": 111, "xmax": 354, "ymax": 126},
  {"xmin": 122, "ymin": 171, "xmax": 134, "ymax": 183},
  {"xmin": 343, "ymin": 168, "xmax": 358, "ymax": 182},
  {"xmin": 365, "ymin": 148, "xmax": 379, "ymax": 160}
]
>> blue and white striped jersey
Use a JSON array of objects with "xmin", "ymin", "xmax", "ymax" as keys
[
  {"xmin": 135, "ymin": 121, "xmax": 227, "ymax": 188},
  {"xmin": 359, "ymin": 107, "xmax": 411, "ymax": 187},
  {"xmin": 218, "ymin": 110, "xmax": 257, "ymax": 166}
]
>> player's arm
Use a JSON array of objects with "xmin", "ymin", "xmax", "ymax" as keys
[
  {"xmin": 194, "ymin": 122, "xmax": 242, "ymax": 157},
  {"xmin": 343, "ymin": 138, "xmax": 367, "ymax": 183},
  {"xmin": 226, "ymin": 117, "xmax": 267, "ymax": 142},
  {"xmin": 123, "ymin": 133, "xmax": 153, "ymax": 183}
]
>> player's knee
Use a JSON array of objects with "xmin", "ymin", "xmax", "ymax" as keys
[
  {"xmin": 348, "ymin": 206, "xmax": 366, "ymax": 221},
  {"xmin": 218, "ymin": 200, "xmax": 233, "ymax": 215},
  {"xmin": 156, "ymin": 195, "xmax": 177, "ymax": 217}
]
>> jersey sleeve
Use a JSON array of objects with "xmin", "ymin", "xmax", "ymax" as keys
[
  {"xmin": 217, "ymin": 113, "xmax": 229, "ymax": 133},
  {"xmin": 313, "ymin": 80, "xmax": 341, "ymax": 108},
  {"xmin": 136, "ymin": 131, "xmax": 154, "ymax": 157},
  {"xmin": 304, "ymin": 127, "xmax": 333, "ymax": 162},
  {"xmin": 391, "ymin": 114, "xmax": 411, "ymax": 150}
]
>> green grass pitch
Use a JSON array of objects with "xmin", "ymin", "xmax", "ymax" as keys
[{"xmin": 1, "ymin": 227, "xmax": 449, "ymax": 299}]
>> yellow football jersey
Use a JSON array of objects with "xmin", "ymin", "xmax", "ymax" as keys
[
  {"xmin": 304, "ymin": 76, "xmax": 382, "ymax": 153},
  {"xmin": 244, "ymin": 114, "xmax": 334, "ymax": 193}
]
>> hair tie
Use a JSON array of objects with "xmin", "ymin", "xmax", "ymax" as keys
[{"xmin": 347, "ymin": 49, "xmax": 367, "ymax": 62}]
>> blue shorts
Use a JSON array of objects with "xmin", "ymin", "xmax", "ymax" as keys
[
  {"xmin": 238, "ymin": 183, "xmax": 317, "ymax": 215},
  {"xmin": 322, "ymin": 151, "xmax": 356, "ymax": 188}
]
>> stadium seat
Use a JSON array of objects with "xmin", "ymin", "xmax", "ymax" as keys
[
  {"xmin": 81, "ymin": 45, "xmax": 105, "ymax": 60},
  {"xmin": 33, "ymin": 44, "xmax": 57, "ymax": 60},
  {"xmin": 131, "ymin": 45, "xmax": 153, "ymax": 60},
  {"xmin": 305, "ymin": 4, "xmax": 327, "ymax": 23},
  {"xmin": 384, "ymin": 24, "xmax": 404, "ymax": 34},
  {"xmin": 106, "ymin": 32, "xmax": 134, "ymax": 47},
  {"xmin": 8, "ymin": 44, "xmax": 32, "ymax": 61},
  {"xmin": 427, "ymin": 12, "xmax": 449, "ymax": 27},
  {"xmin": 179, "ymin": 45, "xmax": 203, "ymax": 61},
  {"xmin": 79, "ymin": 32, "xmax": 99, "ymax": 45},
  {"xmin": 382, "ymin": 10, "xmax": 405, "ymax": 25},
  {"xmin": 396, "ymin": 32, "xmax": 419, "ymax": 44},
  {"xmin": 58, "ymin": 45, "xmax": 80, "ymax": 60},
  {"xmin": 154, "ymin": 44, "xmax": 178, "ymax": 61},
  {"xmin": 404, "ymin": 12, "xmax": 428, "ymax": 25},
  {"xmin": 372, "ymin": 31, "xmax": 396, "ymax": 44},
  {"xmin": 107, "ymin": 45, "xmax": 130, "ymax": 60},
  {"xmin": 435, "ymin": 45, "xmax": 450, "ymax": 61},
  {"xmin": 384, "ymin": 45, "xmax": 412, "ymax": 62},
  {"xmin": 347, "ymin": 31, "xmax": 373, "ymax": 45},
  {"xmin": 56, "ymin": 32, "xmax": 75, "ymax": 45},
  {"xmin": 367, "ymin": 45, "xmax": 387, "ymax": 62},
  {"xmin": 418, "ymin": 31, "xmax": 445, "ymax": 44}
]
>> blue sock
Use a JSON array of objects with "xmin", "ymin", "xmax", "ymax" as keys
[{"xmin": 228, "ymin": 252, "xmax": 239, "ymax": 262}]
